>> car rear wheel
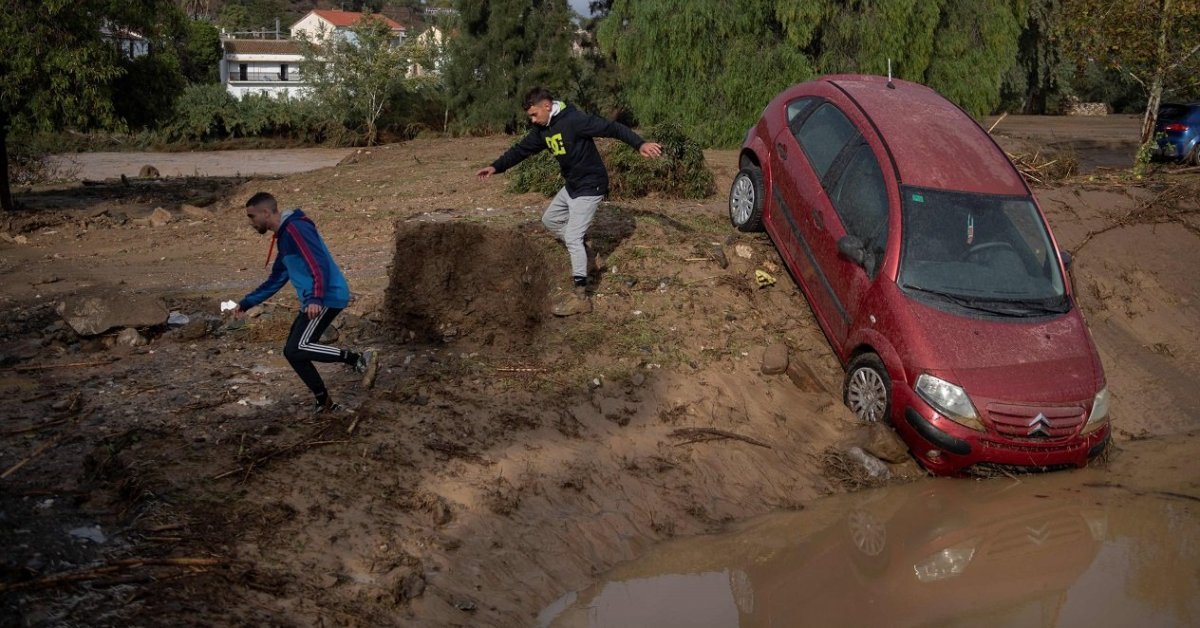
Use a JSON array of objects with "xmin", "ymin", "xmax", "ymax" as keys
[
  {"xmin": 844, "ymin": 353, "xmax": 891, "ymax": 423},
  {"xmin": 1187, "ymin": 144, "xmax": 1200, "ymax": 167},
  {"xmin": 729, "ymin": 165, "xmax": 765, "ymax": 232}
]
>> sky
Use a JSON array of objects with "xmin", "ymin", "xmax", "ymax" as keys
[{"xmin": 567, "ymin": 0, "xmax": 593, "ymax": 17}]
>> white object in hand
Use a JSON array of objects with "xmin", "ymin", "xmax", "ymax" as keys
[{"xmin": 220, "ymin": 300, "xmax": 238, "ymax": 312}]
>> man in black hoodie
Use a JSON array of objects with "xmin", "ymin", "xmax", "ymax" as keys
[{"xmin": 476, "ymin": 87, "xmax": 662, "ymax": 316}]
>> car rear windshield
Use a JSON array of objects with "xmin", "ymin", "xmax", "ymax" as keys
[{"xmin": 898, "ymin": 187, "xmax": 1067, "ymax": 316}]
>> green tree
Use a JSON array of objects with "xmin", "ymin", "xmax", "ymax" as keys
[
  {"xmin": 444, "ymin": 0, "xmax": 578, "ymax": 134},
  {"xmin": 300, "ymin": 16, "xmax": 411, "ymax": 145},
  {"xmin": 0, "ymin": 0, "xmax": 168, "ymax": 212},
  {"xmin": 180, "ymin": 18, "xmax": 222, "ymax": 84},
  {"xmin": 1063, "ymin": 0, "xmax": 1200, "ymax": 146},
  {"xmin": 923, "ymin": 0, "xmax": 1023, "ymax": 119},
  {"xmin": 1001, "ymin": 0, "xmax": 1074, "ymax": 114}
]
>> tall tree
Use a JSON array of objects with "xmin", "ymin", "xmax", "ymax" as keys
[
  {"xmin": 1063, "ymin": 0, "xmax": 1200, "ymax": 146},
  {"xmin": 300, "ymin": 16, "xmax": 410, "ymax": 145},
  {"xmin": 0, "ymin": 0, "xmax": 168, "ymax": 212},
  {"xmin": 444, "ymin": 0, "xmax": 578, "ymax": 134}
]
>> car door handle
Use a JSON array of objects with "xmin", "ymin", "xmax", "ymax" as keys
[
  {"xmin": 776, "ymin": 142, "xmax": 788, "ymax": 160},
  {"xmin": 812, "ymin": 208, "xmax": 825, "ymax": 231}
]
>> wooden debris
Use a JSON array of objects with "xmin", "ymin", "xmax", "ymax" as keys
[
  {"xmin": 0, "ymin": 557, "xmax": 224, "ymax": 593},
  {"xmin": 669, "ymin": 427, "xmax": 772, "ymax": 449}
]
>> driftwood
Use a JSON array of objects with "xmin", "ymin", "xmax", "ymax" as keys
[
  {"xmin": 1, "ymin": 358, "xmax": 118, "ymax": 373},
  {"xmin": 0, "ymin": 411, "xmax": 90, "ymax": 480},
  {"xmin": 212, "ymin": 420, "xmax": 346, "ymax": 482},
  {"xmin": 669, "ymin": 427, "xmax": 772, "ymax": 449},
  {"xmin": 0, "ymin": 557, "xmax": 224, "ymax": 593}
]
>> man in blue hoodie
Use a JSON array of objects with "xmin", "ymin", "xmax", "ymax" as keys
[
  {"xmin": 234, "ymin": 192, "xmax": 378, "ymax": 414},
  {"xmin": 476, "ymin": 87, "xmax": 662, "ymax": 316}
]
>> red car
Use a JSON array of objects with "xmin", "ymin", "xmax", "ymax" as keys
[{"xmin": 729, "ymin": 75, "xmax": 1111, "ymax": 474}]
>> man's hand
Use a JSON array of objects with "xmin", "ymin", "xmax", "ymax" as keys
[
  {"xmin": 232, "ymin": 306, "xmax": 246, "ymax": 320},
  {"xmin": 304, "ymin": 303, "xmax": 321, "ymax": 320},
  {"xmin": 476, "ymin": 166, "xmax": 497, "ymax": 180},
  {"xmin": 640, "ymin": 142, "xmax": 663, "ymax": 158}
]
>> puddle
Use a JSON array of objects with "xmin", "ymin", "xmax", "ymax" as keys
[{"xmin": 539, "ymin": 472, "xmax": 1200, "ymax": 627}]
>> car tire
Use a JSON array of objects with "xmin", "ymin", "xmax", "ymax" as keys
[
  {"xmin": 1187, "ymin": 144, "xmax": 1200, "ymax": 167},
  {"xmin": 844, "ymin": 353, "xmax": 892, "ymax": 423},
  {"xmin": 728, "ymin": 165, "xmax": 765, "ymax": 232}
]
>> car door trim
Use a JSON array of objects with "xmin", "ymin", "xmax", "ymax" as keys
[{"xmin": 773, "ymin": 186, "xmax": 850, "ymax": 324}]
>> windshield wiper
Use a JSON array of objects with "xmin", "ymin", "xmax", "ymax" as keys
[{"xmin": 901, "ymin": 284, "xmax": 1044, "ymax": 317}]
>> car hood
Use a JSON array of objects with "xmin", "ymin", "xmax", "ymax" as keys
[{"xmin": 905, "ymin": 299, "xmax": 1102, "ymax": 403}]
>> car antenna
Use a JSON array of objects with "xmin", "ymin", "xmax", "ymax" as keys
[{"xmin": 887, "ymin": 58, "xmax": 895, "ymax": 89}]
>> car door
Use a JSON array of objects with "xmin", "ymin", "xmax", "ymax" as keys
[
  {"xmin": 819, "ymin": 138, "xmax": 891, "ymax": 348},
  {"xmin": 787, "ymin": 100, "xmax": 864, "ymax": 341}
]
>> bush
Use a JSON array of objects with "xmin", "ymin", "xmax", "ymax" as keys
[
  {"xmin": 164, "ymin": 83, "xmax": 349, "ymax": 145},
  {"xmin": 507, "ymin": 123, "xmax": 714, "ymax": 200}
]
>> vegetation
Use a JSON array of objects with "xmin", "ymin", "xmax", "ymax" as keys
[{"xmin": 507, "ymin": 123, "xmax": 715, "ymax": 200}]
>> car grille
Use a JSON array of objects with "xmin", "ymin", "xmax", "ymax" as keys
[
  {"xmin": 985, "ymin": 403, "xmax": 1086, "ymax": 441},
  {"xmin": 983, "ymin": 511, "xmax": 1084, "ymax": 558}
]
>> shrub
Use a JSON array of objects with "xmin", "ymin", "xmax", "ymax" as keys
[{"xmin": 507, "ymin": 123, "xmax": 714, "ymax": 200}]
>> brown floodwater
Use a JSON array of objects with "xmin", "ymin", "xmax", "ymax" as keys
[{"xmin": 539, "ymin": 470, "xmax": 1200, "ymax": 628}]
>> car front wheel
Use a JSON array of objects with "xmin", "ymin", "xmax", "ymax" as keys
[
  {"xmin": 728, "ymin": 165, "xmax": 765, "ymax": 232},
  {"xmin": 844, "ymin": 353, "xmax": 892, "ymax": 423}
]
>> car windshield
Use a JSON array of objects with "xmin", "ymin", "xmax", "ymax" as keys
[{"xmin": 898, "ymin": 187, "xmax": 1067, "ymax": 317}]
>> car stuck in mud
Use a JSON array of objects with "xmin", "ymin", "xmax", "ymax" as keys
[{"xmin": 729, "ymin": 75, "xmax": 1111, "ymax": 474}]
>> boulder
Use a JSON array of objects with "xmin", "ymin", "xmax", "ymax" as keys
[
  {"xmin": 57, "ymin": 294, "xmax": 167, "ymax": 336},
  {"xmin": 180, "ymin": 204, "xmax": 214, "ymax": 220},
  {"xmin": 861, "ymin": 422, "xmax": 910, "ymax": 464},
  {"xmin": 761, "ymin": 344, "xmax": 789, "ymax": 375},
  {"xmin": 115, "ymin": 327, "xmax": 148, "ymax": 347},
  {"xmin": 138, "ymin": 164, "xmax": 160, "ymax": 178}
]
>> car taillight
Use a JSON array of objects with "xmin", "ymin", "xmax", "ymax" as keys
[{"xmin": 1161, "ymin": 122, "xmax": 1188, "ymax": 132}]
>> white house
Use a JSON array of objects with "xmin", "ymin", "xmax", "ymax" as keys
[
  {"xmin": 220, "ymin": 39, "xmax": 307, "ymax": 99},
  {"xmin": 290, "ymin": 9, "xmax": 405, "ymax": 45},
  {"xmin": 101, "ymin": 23, "xmax": 149, "ymax": 58},
  {"xmin": 407, "ymin": 26, "xmax": 446, "ymax": 78}
]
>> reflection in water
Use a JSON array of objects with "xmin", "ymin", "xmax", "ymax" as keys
[{"xmin": 540, "ymin": 473, "xmax": 1200, "ymax": 628}]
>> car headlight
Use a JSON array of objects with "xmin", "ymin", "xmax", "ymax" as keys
[
  {"xmin": 914, "ymin": 374, "xmax": 984, "ymax": 431},
  {"xmin": 913, "ymin": 539, "xmax": 978, "ymax": 583},
  {"xmin": 1081, "ymin": 386, "xmax": 1110, "ymax": 434}
]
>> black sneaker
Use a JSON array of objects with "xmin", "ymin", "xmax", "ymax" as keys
[
  {"xmin": 312, "ymin": 398, "xmax": 345, "ymax": 415},
  {"xmin": 356, "ymin": 348, "xmax": 380, "ymax": 389}
]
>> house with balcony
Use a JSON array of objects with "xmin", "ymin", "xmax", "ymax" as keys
[
  {"xmin": 219, "ymin": 39, "xmax": 307, "ymax": 100},
  {"xmin": 290, "ymin": 9, "xmax": 406, "ymax": 45}
]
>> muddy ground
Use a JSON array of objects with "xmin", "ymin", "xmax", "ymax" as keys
[{"xmin": 2, "ymin": 118, "xmax": 1199, "ymax": 626}]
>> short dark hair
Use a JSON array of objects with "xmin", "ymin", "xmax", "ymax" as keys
[
  {"xmin": 522, "ymin": 87, "xmax": 554, "ymax": 109},
  {"xmin": 245, "ymin": 192, "xmax": 276, "ymax": 209}
]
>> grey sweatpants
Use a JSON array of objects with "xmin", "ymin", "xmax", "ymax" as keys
[{"xmin": 542, "ymin": 187, "xmax": 602, "ymax": 279}]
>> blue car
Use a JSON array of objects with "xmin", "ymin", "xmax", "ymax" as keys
[{"xmin": 1153, "ymin": 103, "xmax": 1200, "ymax": 164}]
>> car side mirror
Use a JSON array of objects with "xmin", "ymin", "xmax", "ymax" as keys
[
  {"xmin": 839, "ymin": 234, "xmax": 878, "ymax": 275},
  {"xmin": 1060, "ymin": 250, "xmax": 1073, "ymax": 270}
]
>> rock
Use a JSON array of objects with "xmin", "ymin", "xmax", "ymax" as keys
[
  {"xmin": 57, "ymin": 294, "xmax": 167, "ymax": 336},
  {"xmin": 180, "ymin": 204, "xmax": 213, "ymax": 220},
  {"xmin": 176, "ymin": 319, "xmax": 208, "ymax": 341},
  {"xmin": 734, "ymin": 244, "xmax": 753, "ymax": 259},
  {"xmin": 138, "ymin": 164, "xmax": 160, "ymax": 178},
  {"xmin": 709, "ymin": 245, "xmax": 729, "ymax": 269},
  {"xmin": 115, "ymin": 327, "xmax": 148, "ymax": 347},
  {"xmin": 761, "ymin": 344, "xmax": 789, "ymax": 375},
  {"xmin": 846, "ymin": 446, "xmax": 890, "ymax": 478},
  {"xmin": 148, "ymin": 207, "xmax": 172, "ymax": 227},
  {"xmin": 245, "ymin": 305, "xmax": 265, "ymax": 319},
  {"xmin": 862, "ymin": 423, "xmax": 910, "ymax": 463},
  {"xmin": 167, "ymin": 311, "xmax": 190, "ymax": 326},
  {"xmin": 320, "ymin": 325, "xmax": 340, "ymax": 343},
  {"xmin": 630, "ymin": 372, "xmax": 646, "ymax": 387},
  {"xmin": 68, "ymin": 525, "xmax": 107, "ymax": 544}
]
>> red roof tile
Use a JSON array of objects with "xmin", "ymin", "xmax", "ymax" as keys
[{"xmin": 310, "ymin": 10, "xmax": 403, "ymax": 30}]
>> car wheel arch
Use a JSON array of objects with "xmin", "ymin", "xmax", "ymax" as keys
[{"xmin": 844, "ymin": 333, "xmax": 907, "ymax": 398}]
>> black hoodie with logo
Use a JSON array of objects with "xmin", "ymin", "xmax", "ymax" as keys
[{"xmin": 490, "ymin": 102, "xmax": 646, "ymax": 198}]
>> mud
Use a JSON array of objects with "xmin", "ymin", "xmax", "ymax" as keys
[{"xmin": 2, "ymin": 129, "xmax": 1199, "ymax": 626}]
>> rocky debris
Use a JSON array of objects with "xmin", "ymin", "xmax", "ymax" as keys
[
  {"xmin": 861, "ymin": 422, "xmax": 910, "ymax": 464},
  {"xmin": 734, "ymin": 244, "xmax": 753, "ymax": 259},
  {"xmin": 709, "ymin": 244, "xmax": 729, "ymax": 268},
  {"xmin": 57, "ymin": 294, "xmax": 167, "ymax": 336},
  {"xmin": 180, "ymin": 204, "xmax": 214, "ymax": 221},
  {"xmin": 149, "ymin": 207, "xmax": 173, "ymax": 228},
  {"xmin": 761, "ymin": 344, "xmax": 789, "ymax": 375},
  {"xmin": 320, "ymin": 325, "xmax": 340, "ymax": 343},
  {"xmin": 167, "ymin": 311, "xmax": 190, "ymax": 326},
  {"xmin": 115, "ymin": 327, "xmax": 148, "ymax": 347},
  {"xmin": 1, "ymin": 233, "xmax": 30, "ymax": 244},
  {"xmin": 138, "ymin": 164, "xmax": 160, "ymax": 178},
  {"xmin": 176, "ymin": 319, "xmax": 209, "ymax": 341}
]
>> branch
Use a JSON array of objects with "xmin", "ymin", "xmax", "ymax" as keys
[{"xmin": 1165, "ymin": 42, "xmax": 1200, "ymax": 72}]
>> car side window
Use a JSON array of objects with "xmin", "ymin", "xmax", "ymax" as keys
[
  {"xmin": 786, "ymin": 97, "xmax": 818, "ymax": 136},
  {"xmin": 796, "ymin": 103, "xmax": 859, "ymax": 180},
  {"xmin": 828, "ymin": 141, "xmax": 888, "ymax": 275}
]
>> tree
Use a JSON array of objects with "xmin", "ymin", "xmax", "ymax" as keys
[
  {"xmin": 1063, "ymin": 0, "xmax": 1200, "ymax": 146},
  {"xmin": 300, "ymin": 16, "xmax": 410, "ymax": 145},
  {"xmin": 444, "ymin": 0, "xmax": 578, "ymax": 134},
  {"xmin": 0, "ymin": 0, "xmax": 168, "ymax": 212},
  {"xmin": 1001, "ymin": 0, "xmax": 1074, "ymax": 114}
]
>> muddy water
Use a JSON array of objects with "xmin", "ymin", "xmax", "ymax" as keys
[{"xmin": 539, "ymin": 471, "xmax": 1200, "ymax": 628}]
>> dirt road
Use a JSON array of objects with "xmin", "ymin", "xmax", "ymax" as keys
[
  {"xmin": 48, "ymin": 147, "xmax": 356, "ymax": 180},
  {"xmin": 2, "ymin": 125, "xmax": 1198, "ymax": 626}
]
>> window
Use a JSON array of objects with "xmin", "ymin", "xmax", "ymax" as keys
[
  {"xmin": 786, "ymin": 98, "xmax": 818, "ymax": 136},
  {"xmin": 796, "ymin": 103, "xmax": 859, "ymax": 181},
  {"xmin": 828, "ymin": 141, "xmax": 888, "ymax": 273},
  {"xmin": 280, "ymin": 64, "xmax": 289, "ymax": 81},
  {"xmin": 239, "ymin": 64, "xmax": 247, "ymax": 81}
]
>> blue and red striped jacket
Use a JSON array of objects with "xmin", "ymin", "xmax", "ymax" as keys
[{"xmin": 238, "ymin": 209, "xmax": 350, "ymax": 310}]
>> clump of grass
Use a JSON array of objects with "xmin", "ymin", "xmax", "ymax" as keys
[{"xmin": 507, "ymin": 123, "xmax": 715, "ymax": 200}]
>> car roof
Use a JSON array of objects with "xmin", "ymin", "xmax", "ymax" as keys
[{"xmin": 822, "ymin": 75, "xmax": 1028, "ymax": 196}]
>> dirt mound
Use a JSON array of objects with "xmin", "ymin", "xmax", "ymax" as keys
[{"xmin": 384, "ymin": 221, "xmax": 562, "ymax": 347}]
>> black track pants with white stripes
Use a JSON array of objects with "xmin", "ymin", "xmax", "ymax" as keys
[{"xmin": 283, "ymin": 307, "xmax": 356, "ymax": 400}]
